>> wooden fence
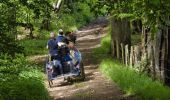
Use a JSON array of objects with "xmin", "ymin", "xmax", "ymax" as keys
[
  {"xmin": 120, "ymin": 44, "xmax": 141, "ymax": 68},
  {"xmin": 110, "ymin": 17, "xmax": 170, "ymax": 85},
  {"xmin": 119, "ymin": 43, "xmax": 167, "ymax": 81}
]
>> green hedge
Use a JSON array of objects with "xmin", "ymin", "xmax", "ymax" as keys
[{"xmin": 0, "ymin": 54, "xmax": 49, "ymax": 100}]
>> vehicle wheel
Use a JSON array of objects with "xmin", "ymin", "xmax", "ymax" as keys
[
  {"xmin": 79, "ymin": 61, "xmax": 85, "ymax": 80},
  {"xmin": 47, "ymin": 71, "xmax": 53, "ymax": 88},
  {"xmin": 48, "ymin": 80, "xmax": 53, "ymax": 88},
  {"xmin": 66, "ymin": 77, "xmax": 73, "ymax": 83}
]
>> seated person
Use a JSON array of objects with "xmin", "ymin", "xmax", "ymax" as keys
[
  {"xmin": 57, "ymin": 41, "xmax": 73, "ymax": 73},
  {"xmin": 65, "ymin": 31, "xmax": 77, "ymax": 44},
  {"xmin": 56, "ymin": 29, "xmax": 71, "ymax": 63},
  {"xmin": 56, "ymin": 29, "xmax": 69, "ymax": 44},
  {"xmin": 58, "ymin": 42, "xmax": 72, "ymax": 62},
  {"xmin": 47, "ymin": 32, "xmax": 63, "ymax": 76},
  {"xmin": 68, "ymin": 42, "xmax": 82, "ymax": 73},
  {"xmin": 47, "ymin": 32, "xmax": 59, "ymax": 61}
]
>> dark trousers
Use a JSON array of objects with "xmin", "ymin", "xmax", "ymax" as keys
[{"xmin": 50, "ymin": 55, "xmax": 60, "ymax": 61}]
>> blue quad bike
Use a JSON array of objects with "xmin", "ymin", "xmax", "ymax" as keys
[{"xmin": 45, "ymin": 57, "xmax": 85, "ymax": 87}]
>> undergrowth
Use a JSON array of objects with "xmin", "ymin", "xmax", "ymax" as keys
[
  {"xmin": 100, "ymin": 59, "xmax": 170, "ymax": 100},
  {"xmin": 0, "ymin": 54, "xmax": 49, "ymax": 100},
  {"xmin": 20, "ymin": 39, "xmax": 47, "ymax": 56}
]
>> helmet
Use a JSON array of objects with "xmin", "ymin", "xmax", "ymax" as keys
[
  {"xmin": 59, "ymin": 29, "xmax": 63, "ymax": 33},
  {"xmin": 58, "ymin": 29, "xmax": 63, "ymax": 35}
]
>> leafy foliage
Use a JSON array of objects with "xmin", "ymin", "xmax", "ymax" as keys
[
  {"xmin": 0, "ymin": 0, "xmax": 52, "ymax": 56},
  {"xmin": 1, "ymin": 0, "xmax": 95, "ymax": 56},
  {"xmin": 91, "ymin": 0, "xmax": 170, "ymax": 34},
  {"xmin": 51, "ymin": 0, "xmax": 95, "ymax": 31},
  {"xmin": 20, "ymin": 39, "xmax": 47, "ymax": 56},
  {"xmin": 0, "ymin": 54, "xmax": 49, "ymax": 100}
]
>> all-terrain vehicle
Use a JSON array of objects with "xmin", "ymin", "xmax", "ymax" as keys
[{"xmin": 45, "ymin": 43, "xmax": 85, "ymax": 87}]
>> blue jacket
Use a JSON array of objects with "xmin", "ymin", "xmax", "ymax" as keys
[
  {"xmin": 47, "ymin": 39, "xmax": 58, "ymax": 56},
  {"xmin": 56, "ymin": 35, "xmax": 66, "ymax": 43},
  {"xmin": 61, "ymin": 55, "xmax": 72, "ymax": 62}
]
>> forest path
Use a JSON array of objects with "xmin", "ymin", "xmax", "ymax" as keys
[{"xmin": 47, "ymin": 21, "xmax": 124, "ymax": 100}]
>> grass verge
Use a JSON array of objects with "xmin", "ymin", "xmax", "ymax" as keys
[
  {"xmin": 95, "ymin": 32, "xmax": 170, "ymax": 100},
  {"xmin": 20, "ymin": 39, "xmax": 47, "ymax": 56},
  {"xmin": 100, "ymin": 59, "xmax": 170, "ymax": 100},
  {"xmin": 93, "ymin": 33, "xmax": 111, "ymax": 55}
]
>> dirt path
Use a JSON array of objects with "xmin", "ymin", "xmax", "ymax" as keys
[{"xmin": 47, "ymin": 23, "xmax": 124, "ymax": 100}]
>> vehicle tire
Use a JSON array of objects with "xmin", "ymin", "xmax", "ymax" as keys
[
  {"xmin": 47, "ymin": 70, "xmax": 53, "ymax": 88},
  {"xmin": 79, "ymin": 61, "xmax": 85, "ymax": 80},
  {"xmin": 48, "ymin": 80, "xmax": 53, "ymax": 88},
  {"xmin": 66, "ymin": 76, "xmax": 73, "ymax": 83}
]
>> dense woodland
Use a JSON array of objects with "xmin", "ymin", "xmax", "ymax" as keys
[{"xmin": 1, "ymin": 0, "xmax": 170, "ymax": 100}]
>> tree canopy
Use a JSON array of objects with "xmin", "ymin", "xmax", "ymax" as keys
[{"xmin": 92, "ymin": 0, "xmax": 170, "ymax": 33}]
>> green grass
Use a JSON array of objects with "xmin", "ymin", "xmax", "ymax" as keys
[
  {"xmin": 99, "ymin": 58, "xmax": 170, "ymax": 100},
  {"xmin": 0, "ymin": 69, "xmax": 49, "ymax": 100},
  {"xmin": 94, "ymin": 30, "xmax": 170, "ymax": 100},
  {"xmin": 93, "ymin": 33, "xmax": 111, "ymax": 55},
  {"xmin": 20, "ymin": 39, "xmax": 48, "ymax": 56}
]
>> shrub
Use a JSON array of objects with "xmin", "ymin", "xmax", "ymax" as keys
[{"xmin": 0, "ymin": 54, "xmax": 49, "ymax": 100}]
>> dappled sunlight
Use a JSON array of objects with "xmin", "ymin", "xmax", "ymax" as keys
[
  {"xmin": 1, "ymin": 0, "xmax": 170, "ymax": 99},
  {"xmin": 45, "ymin": 22, "xmax": 124, "ymax": 100},
  {"xmin": 100, "ymin": 58, "xmax": 170, "ymax": 99},
  {"xmin": 27, "ymin": 54, "xmax": 46, "ymax": 62}
]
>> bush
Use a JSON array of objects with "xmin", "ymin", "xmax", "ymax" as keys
[
  {"xmin": 0, "ymin": 33, "xmax": 24, "ymax": 57},
  {"xmin": 0, "ymin": 54, "xmax": 49, "ymax": 100}
]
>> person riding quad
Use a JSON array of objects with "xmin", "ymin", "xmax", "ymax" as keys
[
  {"xmin": 56, "ymin": 29, "xmax": 69, "ymax": 44},
  {"xmin": 56, "ymin": 29, "xmax": 74, "ymax": 73},
  {"xmin": 47, "ymin": 32, "xmax": 59, "ymax": 61},
  {"xmin": 65, "ymin": 31, "xmax": 77, "ymax": 44},
  {"xmin": 56, "ymin": 29, "xmax": 72, "ymax": 63},
  {"xmin": 58, "ymin": 42, "xmax": 72, "ymax": 62},
  {"xmin": 68, "ymin": 42, "xmax": 82, "ymax": 75},
  {"xmin": 47, "ymin": 32, "xmax": 63, "ymax": 77}
]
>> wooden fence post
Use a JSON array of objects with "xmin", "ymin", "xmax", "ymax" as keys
[
  {"xmin": 125, "ymin": 45, "xmax": 129, "ymax": 66},
  {"xmin": 130, "ymin": 46, "xmax": 134, "ymax": 67},
  {"xmin": 111, "ymin": 40, "xmax": 116, "ymax": 57},
  {"xmin": 116, "ymin": 40, "xmax": 120, "ymax": 59},
  {"xmin": 151, "ymin": 44, "xmax": 156, "ymax": 79},
  {"xmin": 121, "ymin": 43, "xmax": 125, "ymax": 64},
  {"xmin": 134, "ymin": 45, "xmax": 141, "ymax": 67}
]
